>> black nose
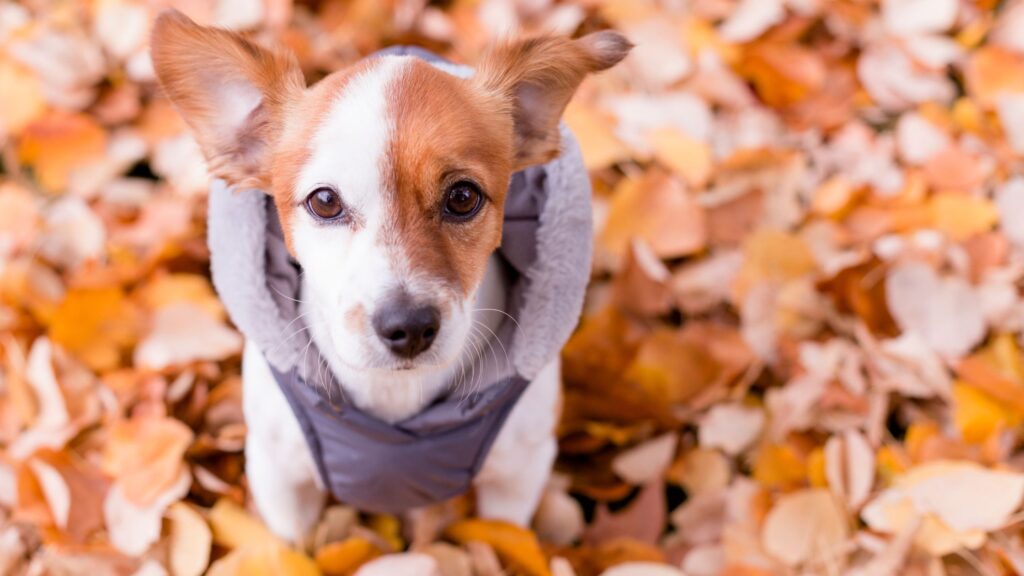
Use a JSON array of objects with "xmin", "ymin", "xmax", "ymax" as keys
[{"xmin": 372, "ymin": 296, "xmax": 441, "ymax": 359}]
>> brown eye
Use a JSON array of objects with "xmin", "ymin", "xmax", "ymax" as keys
[
  {"xmin": 305, "ymin": 187, "xmax": 345, "ymax": 220},
  {"xmin": 443, "ymin": 182, "xmax": 483, "ymax": 220}
]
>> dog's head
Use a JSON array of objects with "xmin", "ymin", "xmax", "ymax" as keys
[{"xmin": 151, "ymin": 11, "xmax": 629, "ymax": 375}]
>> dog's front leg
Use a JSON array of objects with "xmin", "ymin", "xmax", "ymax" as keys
[
  {"xmin": 473, "ymin": 359, "xmax": 561, "ymax": 525},
  {"xmin": 242, "ymin": 342, "xmax": 327, "ymax": 543}
]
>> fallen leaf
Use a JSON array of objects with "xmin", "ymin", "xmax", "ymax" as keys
[
  {"xmin": 134, "ymin": 302, "xmax": 243, "ymax": 370},
  {"xmin": 445, "ymin": 519, "xmax": 550, "ymax": 576},
  {"xmin": 611, "ymin": 433, "xmax": 677, "ymax": 485},
  {"xmin": 823, "ymin": 430, "xmax": 875, "ymax": 510},
  {"xmin": 167, "ymin": 502, "xmax": 212, "ymax": 576},
  {"xmin": 102, "ymin": 416, "xmax": 193, "ymax": 507},
  {"xmin": 353, "ymin": 553, "xmax": 439, "ymax": 576},
  {"xmin": 599, "ymin": 562, "xmax": 685, "ymax": 576},
  {"xmin": 208, "ymin": 498, "xmax": 280, "ymax": 550},
  {"xmin": 48, "ymin": 286, "xmax": 139, "ymax": 371},
  {"xmin": 105, "ymin": 466, "xmax": 191, "ymax": 556},
  {"xmin": 885, "ymin": 261, "xmax": 986, "ymax": 357},
  {"xmin": 316, "ymin": 537, "xmax": 383, "ymax": 576},
  {"xmin": 761, "ymin": 488, "xmax": 849, "ymax": 567},
  {"xmin": 598, "ymin": 171, "xmax": 706, "ymax": 263},
  {"xmin": 17, "ymin": 112, "xmax": 108, "ymax": 192},
  {"xmin": 207, "ymin": 544, "xmax": 319, "ymax": 576},
  {"xmin": 861, "ymin": 460, "xmax": 1024, "ymax": 555},
  {"xmin": 882, "ymin": 0, "xmax": 958, "ymax": 36},
  {"xmin": 698, "ymin": 403, "xmax": 765, "ymax": 456}
]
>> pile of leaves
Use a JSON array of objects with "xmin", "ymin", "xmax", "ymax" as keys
[{"xmin": 8, "ymin": 0, "xmax": 1024, "ymax": 574}]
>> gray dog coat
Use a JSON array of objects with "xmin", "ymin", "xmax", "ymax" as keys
[{"xmin": 207, "ymin": 47, "xmax": 593, "ymax": 514}]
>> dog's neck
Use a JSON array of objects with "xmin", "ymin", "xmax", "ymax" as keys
[{"xmin": 302, "ymin": 254, "xmax": 509, "ymax": 423}]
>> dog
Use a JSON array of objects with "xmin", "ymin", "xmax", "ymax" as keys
[{"xmin": 150, "ymin": 9, "xmax": 630, "ymax": 542}]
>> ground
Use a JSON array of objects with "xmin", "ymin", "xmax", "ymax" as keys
[{"xmin": 3, "ymin": 0, "xmax": 1024, "ymax": 575}]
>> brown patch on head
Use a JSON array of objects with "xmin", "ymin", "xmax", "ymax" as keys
[
  {"xmin": 344, "ymin": 303, "xmax": 367, "ymax": 333},
  {"xmin": 384, "ymin": 59, "xmax": 513, "ymax": 297}
]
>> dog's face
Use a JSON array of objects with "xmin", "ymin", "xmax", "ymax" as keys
[{"xmin": 151, "ymin": 11, "xmax": 629, "ymax": 373}]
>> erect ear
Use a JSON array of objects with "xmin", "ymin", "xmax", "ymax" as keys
[
  {"xmin": 474, "ymin": 30, "xmax": 632, "ymax": 171},
  {"xmin": 149, "ymin": 10, "xmax": 303, "ymax": 189}
]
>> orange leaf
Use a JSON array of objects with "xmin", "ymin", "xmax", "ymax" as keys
[
  {"xmin": 101, "ymin": 416, "xmax": 193, "ymax": 506},
  {"xmin": 315, "ymin": 537, "xmax": 382, "ymax": 576},
  {"xmin": 598, "ymin": 171, "xmax": 706, "ymax": 262},
  {"xmin": 17, "ymin": 112, "xmax": 107, "ymax": 192},
  {"xmin": 0, "ymin": 58, "xmax": 46, "ymax": 139},
  {"xmin": 966, "ymin": 45, "xmax": 1024, "ymax": 107},
  {"xmin": 47, "ymin": 286, "xmax": 139, "ymax": 371},
  {"xmin": 445, "ymin": 519, "xmax": 551, "ymax": 576},
  {"xmin": 207, "ymin": 498, "xmax": 281, "ymax": 550}
]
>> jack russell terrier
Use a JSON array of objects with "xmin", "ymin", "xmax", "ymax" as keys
[{"xmin": 150, "ymin": 10, "xmax": 630, "ymax": 542}]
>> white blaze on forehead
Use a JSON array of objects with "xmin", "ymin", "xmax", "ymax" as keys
[
  {"xmin": 296, "ymin": 56, "xmax": 408, "ymax": 205},
  {"xmin": 291, "ymin": 57, "xmax": 411, "ymax": 313}
]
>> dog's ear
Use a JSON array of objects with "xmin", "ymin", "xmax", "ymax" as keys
[
  {"xmin": 474, "ymin": 31, "xmax": 631, "ymax": 171},
  {"xmin": 150, "ymin": 10, "xmax": 303, "ymax": 189}
]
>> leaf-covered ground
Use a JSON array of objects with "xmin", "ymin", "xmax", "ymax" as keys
[{"xmin": 6, "ymin": 0, "xmax": 1024, "ymax": 574}]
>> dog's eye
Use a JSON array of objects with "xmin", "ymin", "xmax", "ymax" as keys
[
  {"xmin": 305, "ymin": 187, "xmax": 345, "ymax": 220},
  {"xmin": 443, "ymin": 181, "xmax": 483, "ymax": 221}
]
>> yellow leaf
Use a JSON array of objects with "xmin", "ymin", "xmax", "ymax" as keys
[
  {"xmin": 810, "ymin": 176, "xmax": 855, "ymax": 217},
  {"xmin": 48, "ymin": 286, "xmax": 138, "ymax": 371},
  {"xmin": 806, "ymin": 448, "xmax": 828, "ymax": 488},
  {"xmin": 168, "ymin": 502, "xmax": 212, "ymax": 576},
  {"xmin": 0, "ymin": 58, "xmax": 46, "ymax": 139},
  {"xmin": 563, "ymin": 101, "xmax": 631, "ymax": 170},
  {"xmin": 134, "ymin": 273, "xmax": 225, "ymax": 320},
  {"xmin": 753, "ymin": 443, "xmax": 807, "ymax": 490},
  {"xmin": 624, "ymin": 329, "xmax": 722, "ymax": 405},
  {"xmin": 367, "ymin": 514, "xmax": 403, "ymax": 552},
  {"xmin": 315, "ymin": 537, "xmax": 382, "ymax": 576},
  {"xmin": 952, "ymin": 382, "xmax": 1020, "ymax": 444},
  {"xmin": 650, "ymin": 129, "xmax": 712, "ymax": 188},
  {"xmin": 733, "ymin": 230, "xmax": 817, "ymax": 301},
  {"xmin": 598, "ymin": 171, "xmax": 706, "ymax": 262},
  {"xmin": 208, "ymin": 498, "xmax": 281, "ymax": 551},
  {"xmin": 929, "ymin": 193, "xmax": 997, "ymax": 241},
  {"xmin": 445, "ymin": 519, "xmax": 551, "ymax": 576},
  {"xmin": 17, "ymin": 112, "xmax": 107, "ymax": 192},
  {"xmin": 208, "ymin": 544, "xmax": 320, "ymax": 576}
]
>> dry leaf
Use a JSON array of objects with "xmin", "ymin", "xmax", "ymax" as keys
[
  {"xmin": 353, "ymin": 553, "xmax": 439, "ymax": 576},
  {"xmin": 611, "ymin": 433, "xmax": 677, "ymax": 485},
  {"xmin": 208, "ymin": 498, "xmax": 280, "ymax": 550},
  {"xmin": 885, "ymin": 261, "xmax": 986, "ymax": 357},
  {"xmin": 599, "ymin": 563, "xmax": 685, "ymax": 576},
  {"xmin": 102, "ymin": 416, "xmax": 193, "ymax": 507},
  {"xmin": 316, "ymin": 537, "xmax": 383, "ymax": 575},
  {"xmin": 17, "ymin": 112, "xmax": 108, "ymax": 192},
  {"xmin": 445, "ymin": 519, "xmax": 550, "ymax": 576},
  {"xmin": 882, "ymin": 0, "xmax": 958, "ymax": 36},
  {"xmin": 167, "ymin": 502, "xmax": 212, "ymax": 576},
  {"xmin": 698, "ymin": 403, "xmax": 764, "ymax": 456},
  {"xmin": 134, "ymin": 302, "xmax": 243, "ymax": 370},
  {"xmin": 105, "ymin": 466, "xmax": 191, "ymax": 556},
  {"xmin": 207, "ymin": 544, "xmax": 319, "ymax": 576},
  {"xmin": 823, "ymin": 430, "xmax": 875, "ymax": 510},
  {"xmin": 761, "ymin": 488, "xmax": 849, "ymax": 567},
  {"xmin": 861, "ymin": 460, "xmax": 1024, "ymax": 555},
  {"xmin": 598, "ymin": 171, "xmax": 706, "ymax": 263}
]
